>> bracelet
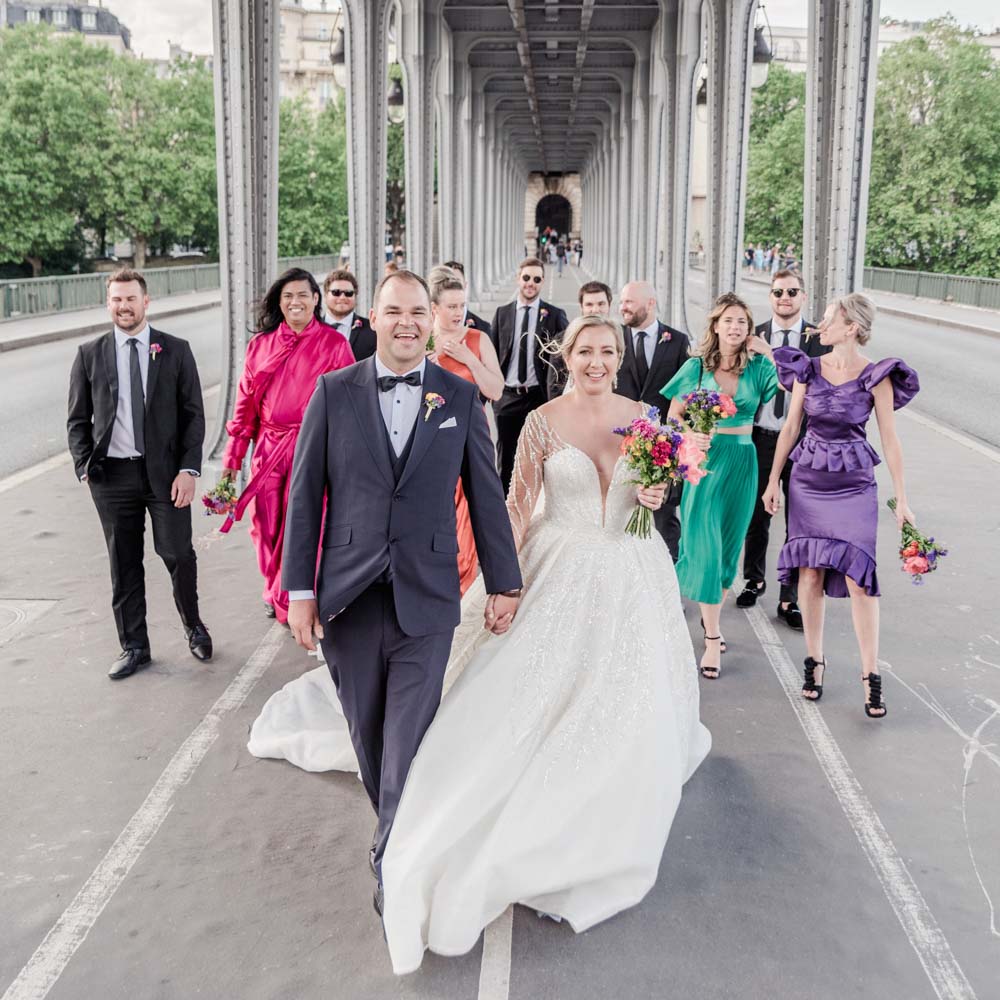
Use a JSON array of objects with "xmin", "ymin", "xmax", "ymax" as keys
[{"xmin": 498, "ymin": 588, "xmax": 522, "ymax": 598}]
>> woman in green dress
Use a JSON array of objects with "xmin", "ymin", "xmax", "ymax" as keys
[{"xmin": 662, "ymin": 292, "xmax": 779, "ymax": 679}]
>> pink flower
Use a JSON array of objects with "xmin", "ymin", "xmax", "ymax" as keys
[
  {"xmin": 903, "ymin": 555, "xmax": 929, "ymax": 575},
  {"xmin": 540, "ymin": 308, "xmax": 549, "ymax": 321},
  {"xmin": 659, "ymin": 330, "xmax": 672, "ymax": 344},
  {"xmin": 149, "ymin": 343, "xmax": 163, "ymax": 360},
  {"xmin": 466, "ymin": 317, "xmax": 476, "ymax": 327},
  {"xmin": 353, "ymin": 318, "xmax": 363, "ymax": 329}
]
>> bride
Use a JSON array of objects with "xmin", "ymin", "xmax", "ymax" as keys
[{"xmin": 249, "ymin": 314, "xmax": 711, "ymax": 974}]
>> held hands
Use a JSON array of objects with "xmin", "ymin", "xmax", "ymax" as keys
[
  {"xmin": 762, "ymin": 480, "xmax": 782, "ymax": 515},
  {"xmin": 288, "ymin": 599, "xmax": 325, "ymax": 651},
  {"xmin": 636, "ymin": 482, "xmax": 668, "ymax": 511},
  {"xmin": 484, "ymin": 593, "xmax": 520, "ymax": 635},
  {"xmin": 171, "ymin": 471, "xmax": 197, "ymax": 508}
]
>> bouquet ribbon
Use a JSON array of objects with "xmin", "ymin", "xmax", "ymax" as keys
[{"xmin": 219, "ymin": 420, "xmax": 299, "ymax": 534}]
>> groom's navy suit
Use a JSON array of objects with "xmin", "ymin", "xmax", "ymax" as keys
[{"xmin": 282, "ymin": 355, "xmax": 521, "ymax": 874}]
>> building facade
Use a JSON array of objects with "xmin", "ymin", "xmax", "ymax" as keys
[{"xmin": 2, "ymin": 1, "xmax": 130, "ymax": 52}]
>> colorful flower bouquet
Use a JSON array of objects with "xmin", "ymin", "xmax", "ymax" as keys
[
  {"xmin": 681, "ymin": 388, "xmax": 737, "ymax": 434},
  {"xmin": 887, "ymin": 498, "xmax": 947, "ymax": 584},
  {"xmin": 614, "ymin": 406, "xmax": 707, "ymax": 539},
  {"xmin": 202, "ymin": 477, "xmax": 239, "ymax": 517}
]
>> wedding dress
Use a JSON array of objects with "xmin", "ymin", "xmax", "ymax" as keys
[{"xmin": 248, "ymin": 407, "xmax": 711, "ymax": 974}]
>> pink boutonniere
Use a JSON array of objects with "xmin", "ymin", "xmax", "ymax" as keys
[
  {"xmin": 353, "ymin": 318, "xmax": 363, "ymax": 329},
  {"xmin": 659, "ymin": 330, "xmax": 672, "ymax": 344},
  {"xmin": 423, "ymin": 392, "xmax": 445, "ymax": 421},
  {"xmin": 539, "ymin": 308, "xmax": 549, "ymax": 321},
  {"xmin": 466, "ymin": 317, "xmax": 476, "ymax": 327},
  {"xmin": 149, "ymin": 343, "xmax": 163, "ymax": 360}
]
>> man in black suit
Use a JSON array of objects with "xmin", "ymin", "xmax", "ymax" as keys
[
  {"xmin": 545, "ymin": 279, "xmax": 614, "ymax": 397},
  {"xmin": 67, "ymin": 269, "xmax": 212, "ymax": 680},
  {"xmin": 283, "ymin": 270, "xmax": 522, "ymax": 914},
  {"xmin": 442, "ymin": 260, "xmax": 490, "ymax": 333},
  {"xmin": 736, "ymin": 269, "xmax": 829, "ymax": 628},
  {"xmin": 489, "ymin": 257, "xmax": 569, "ymax": 494},
  {"xmin": 323, "ymin": 268, "xmax": 375, "ymax": 360},
  {"xmin": 616, "ymin": 280, "xmax": 690, "ymax": 561}
]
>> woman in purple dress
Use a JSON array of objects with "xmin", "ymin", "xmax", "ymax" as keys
[{"xmin": 762, "ymin": 294, "xmax": 919, "ymax": 719}]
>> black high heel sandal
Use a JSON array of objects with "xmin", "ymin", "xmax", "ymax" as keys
[
  {"xmin": 700, "ymin": 636, "xmax": 722, "ymax": 679},
  {"xmin": 700, "ymin": 619, "xmax": 727, "ymax": 654},
  {"xmin": 863, "ymin": 673, "xmax": 887, "ymax": 718},
  {"xmin": 802, "ymin": 656, "xmax": 826, "ymax": 701}
]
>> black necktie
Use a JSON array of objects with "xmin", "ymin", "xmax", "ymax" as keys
[
  {"xmin": 127, "ymin": 338, "xmax": 145, "ymax": 454},
  {"xmin": 517, "ymin": 306, "xmax": 531, "ymax": 385},
  {"xmin": 773, "ymin": 329, "xmax": 791, "ymax": 418},
  {"xmin": 635, "ymin": 330, "xmax": 649, "ymax": 387},
  {"xmin": 377, "ymin": 371, "xmax": 421, "ymax": 392}
]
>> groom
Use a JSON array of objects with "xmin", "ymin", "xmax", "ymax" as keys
[{"xmin": 283, "ymin": 269, "xmax": 522, "ymax": 916}]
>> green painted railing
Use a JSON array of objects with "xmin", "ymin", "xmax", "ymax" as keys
[
  {"xmin": 862, "ymin": 267, "xmax": 1000, "ymax": 311},
  {"xmin": 0, "ymin": 255, "xmax": 340, "ymax": 322}
]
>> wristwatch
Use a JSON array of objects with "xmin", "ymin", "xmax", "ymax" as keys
[{"xmin": 499, "ymin": 588, "xmax": 522, "ymax": 598}]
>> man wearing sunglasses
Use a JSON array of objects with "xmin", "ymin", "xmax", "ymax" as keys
[
  {"xmin": 489, "ymin": 257, "xmax": 568, "ymax": 493},
  {"xmin": 324, "ymin": 269, "xmax": 376, "ymax": 361},
  {"xmin": 736, "ymin": 269, "xmax": 828, "ymax": 629}
]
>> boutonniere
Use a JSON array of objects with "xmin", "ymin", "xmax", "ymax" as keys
[
  {"xmin": 149, "ymin": 343, "xmax": 163, "ymax": 360},
  {"xmin": 466, "ymin": 317, "xmax": 476, "ymax": 327},
  {"xmin": 353, "ymin": 318, "xmax": 363, "ymax": 329},
  {"xmin": 659, "ymin": 330, "xmax": 672, "ymax": 344},
  {"xmin": 423, "ymin": 392, "xmax": 445, "ymax": 421},
  {"xmin": 539, "ymin": 308, "xmax": 549, "ymax": 322}
]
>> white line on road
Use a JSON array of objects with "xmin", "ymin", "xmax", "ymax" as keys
[
  {"xmin": 744, "ymin": 605, "xmax": 977, "ymax": 1000},
  {"xmin": 1, "ymin": 622, "xmax": 287, "ymax": 1000},
  {"xmin": 478, "ymin": 906, "xmax": 514, "ymax": 1000},
  {"xmin": 0, "ymin": 383, "xmax": 222, "ymax": 496},
  {"xmin": 898, "ymin": 407, "xmax": 1000, "ymax": 464}
]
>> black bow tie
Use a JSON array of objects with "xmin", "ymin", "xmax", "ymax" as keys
[{"xmin": 377, "ymin": 372, "xmax": 421, "ymax": 392}]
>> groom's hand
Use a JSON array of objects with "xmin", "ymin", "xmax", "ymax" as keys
[
  {"xmin": 288, "ymin": 599, "xmax": 324, "ymax": 651},
  {"xmin": 485, "ymin": 593, "xmax": 520, "ymax": 635}
]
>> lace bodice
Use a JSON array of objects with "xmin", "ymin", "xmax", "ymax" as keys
[{"xmin": 506, "ymin": 408, "xmax": 641, "ymax": 547}]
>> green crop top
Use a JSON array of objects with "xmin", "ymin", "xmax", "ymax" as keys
[{"xmin": 659, "ymin": 354, "xmax": 779, "ymax": 427}]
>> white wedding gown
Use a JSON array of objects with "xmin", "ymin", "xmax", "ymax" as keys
[{"xmin": 249, "ymin": 408, "xmax": 711, "ymax": 974}]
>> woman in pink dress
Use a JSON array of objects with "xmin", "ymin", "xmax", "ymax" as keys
[{"xmin": 221, "ymin": 268, "xmax": 355, "ymax": 623}]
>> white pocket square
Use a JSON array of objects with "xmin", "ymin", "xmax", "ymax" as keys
[{"xmin": 439, "ymin": 417, "xmax": 458, "ymax": 429}]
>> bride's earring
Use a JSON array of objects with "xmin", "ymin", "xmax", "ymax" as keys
[
  {"xmin": 566, "ymin": 373, "xmax": 575, "ymax": 391},
  {"xmin": 612, "ymin": 373, "xmax": 619, "ymax": 389}
]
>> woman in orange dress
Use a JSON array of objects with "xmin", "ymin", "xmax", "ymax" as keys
[{"xmin": 427, "ymin": 266, "xmax": 505, "ymax": 593}]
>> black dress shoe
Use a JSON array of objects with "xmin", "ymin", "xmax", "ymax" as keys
[
  {"xmin": 777, "ymin": 602, "xmax": 804, "ymax": 631},
  {"xmin": 185, "ymin": 623, "xmax": 213, "ymax": 661},
  {"xmin": 108, "ymin": 648, "xmax": 151, "ymax": 680},
  {"xmin": 736, "ymin": 580, "xmax": 766, "ymax": 608},
  {"xmin": 263, "ymin": 602, "xmax": 276, "ymax": 619}
]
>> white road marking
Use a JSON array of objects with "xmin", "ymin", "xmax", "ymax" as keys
[
  {"xmin": 745, "ymin": 606, "xmax": 977, "ymax": 1000},
  {"xmin": 0, "ymin": 383, "xmax": 222, "ymax": 495},
  {"xmin": 478, "ymin": 906, "xmax": 514, "ymax": 1000},
  {"xmin": 1, "ymin": 622, "xmax": 287, "ymax": 1000},
  {"xmin": 898, "ymin": 407, "xmax": 1000, "ymax": 464}
]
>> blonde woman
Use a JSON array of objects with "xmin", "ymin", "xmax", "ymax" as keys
[
  {"xmin": 763, "ymin": 293, "xmax": 919, "ymax": 718},
  {"xmin": 661, "ymin": 293, "xmax": 779, "ymax": 679}
]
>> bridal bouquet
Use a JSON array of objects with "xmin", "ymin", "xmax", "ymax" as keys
[
  {"xmin": 681, "ymin": 388, "xmax": 737, "ymax": 434},
  {"xmin": 614, "ymin": 406, "xmax": 707, "ymax": 539},
  {"xmin": 202, "ymin": 477, "xmax": 239, "ymax": 517},
  {"xmin": 887, "ymin": 498, "xmax": 947, "ymax": 584}
]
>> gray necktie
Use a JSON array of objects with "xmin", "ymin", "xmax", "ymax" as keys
[
  {"xmin": 773, "ymin": 329, "xmax": 791, "ymax": 418},
  {"xmin": 127, "ymin": 338, "xmax": 145, "ymax": 454}
]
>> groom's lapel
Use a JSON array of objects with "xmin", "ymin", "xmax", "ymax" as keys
[
  {"xmin": 397, "ymin": 362, "xmax": 448, "ymax": 491},
  {"xmin": 347, "ymin": 357, "xmax": 395, "ymax": 490}
]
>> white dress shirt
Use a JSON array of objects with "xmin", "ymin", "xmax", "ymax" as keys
[
  {"xmin": 631, "ymin": 318, "xmax": 659, "ymax": 371},
  {"xmin": 325, "ymin": 310, "xmax": 354, "ymax": 337},
  {"xmin": 288, "ymin": 356, "xmax": 426, "ymax": 603},
  {"xmin": 755, "ymin": 316, "xmax": 804, "ymax": 432},
  {"xmin": 107, "ymin": 324, "xmax": 150, "ymax": 458},
  {"xmin": 505, "ymin": 299, "xmax": 540, "ymax": 389}
]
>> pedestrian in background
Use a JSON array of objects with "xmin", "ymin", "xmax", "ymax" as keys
[
  {"xmin": 221, "ymin": 268, "xmax": 355, "ymax": 625},
  {"xmin": 67, "ymin": 268, "xmax": 212, "ymax": 679}
]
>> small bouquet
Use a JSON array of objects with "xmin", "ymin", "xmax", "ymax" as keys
[
  {"xmin": 681, "ymin": 388, "xmax": 737, "ymax": 434},
  {"xmin": 202, "ymin": 477, "xmax": 238, "ymax": 517},
  {"xmin": 614, "ymin": 406, "xmax": 707, "ymax": 538},
  {"xmin": 887, "ymin": 498, "xmax": 947, "ymax": 584}
]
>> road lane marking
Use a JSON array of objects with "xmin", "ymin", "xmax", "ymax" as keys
[
  {"xmin": 744, "ymin": 606, "xmax": 977, "ymax": 1000},
  {"xmin": 0, "ymin": 384, "xmax": 222, "ymax": 495},
  {"xmin": 897, "ymin": 408, "xmax": 1000, "ymax": 464},
  {"xmin": 478, "ymin": 906, "xmax": 514, "ymax": 1000},
  {"xmin": 1, "ymin": 622, "xmax": 287, "ymax": 1000}
]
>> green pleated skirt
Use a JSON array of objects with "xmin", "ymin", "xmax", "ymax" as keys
[{"xmin": 675, "ymin": 434, "xmax": 758, "ymax": 604}]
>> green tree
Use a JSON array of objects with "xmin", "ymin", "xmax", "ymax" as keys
[
  {"xmin": 386, "ymin": 121, "xmax": 405, "ymax": 250},
  {"xmin": 866, "ymin": 18, "xmax": 1000, "ymax": 276},
  {"xmin": 0, "ymin": 26, "xmax": 114, "ymax": 275}
]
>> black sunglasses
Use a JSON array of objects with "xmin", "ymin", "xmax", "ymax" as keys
[
  {"xmin": 771, "ymin": 288, "xmax": 800, "ymax": 299},
  {"xmin": 520, "ymin": 275, "xmax": 544, "ymax": 284},
  {"xmin": 327, "ymin": 288, "xmax": 355, "ymax": 298}
]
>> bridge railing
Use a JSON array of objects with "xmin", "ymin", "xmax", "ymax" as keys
[
  {"xmin": 862, "ymin": 267, "xmax": 1000, "ymax": 310},
  {"xmin": 0, "ymin": 255, "xmax": 340, "ymax": 322}
]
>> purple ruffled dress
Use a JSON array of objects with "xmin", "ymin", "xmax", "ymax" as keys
[{"xmin": 773, "ymin": 348, "xmax": 920, "ymax": 598}]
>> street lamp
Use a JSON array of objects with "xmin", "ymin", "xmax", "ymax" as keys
[
  {"xmin": 387, "ymin": 77, "xmax": 405, "ymax": 125},
  {"xmin": 750, "ymin": 23, "xmax": 773, "ymax": 89},
  {"xmin": 694, "ymin": 66, "xmax": 708, "ymax": 125},
  {"xmin": 330, "ymin": 28, "xmax": 347, "ymax": 90}
]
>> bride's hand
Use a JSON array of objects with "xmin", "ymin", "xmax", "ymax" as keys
[
  {"xmin": 485, "ymin": 593, "xmax": 520, "ymax": 634},
  {"xmin": 637, "ymin": 483, "xmax": 668, "ymax": 511}
]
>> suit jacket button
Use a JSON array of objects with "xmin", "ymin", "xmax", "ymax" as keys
[
  {"xmin": 393, "ymin": 493, "xmax": 402, "ymax": 501},
  {"xmin": 389, "ymin": 537, "xmax": 398, "ymax": 544}
]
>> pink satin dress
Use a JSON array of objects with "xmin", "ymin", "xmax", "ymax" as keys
[{"xmin": 222, "ymin": 317, "xmax": 355, "ymax": 622}]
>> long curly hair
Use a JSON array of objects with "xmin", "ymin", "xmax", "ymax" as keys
[
  {"xmin": 255, "ymin": 268, "xmax": 324, "ymax": 334},
  {"xmin": 694, "ymin": 292, "xmax": 754, "ymax": 374}
]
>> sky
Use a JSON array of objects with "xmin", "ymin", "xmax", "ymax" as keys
[{"xmin": 103, "ymin": 0, "xmax": 997, "ymax": 61}]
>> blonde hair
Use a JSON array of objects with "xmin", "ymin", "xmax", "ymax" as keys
[
  {"xmin": 831, "ymin": 292, "xmax": 875, "ymax": 345},
  {"xmin": 695, "ymin": 292, "xmax": 755, "ymax": 374},
  {"xmin": 427, "ymin": 265, "xmax": 465, "ymax": 305},
  {"xmin": 557, "ymin": 314, "xmax": 625, "ymax": 366}
]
